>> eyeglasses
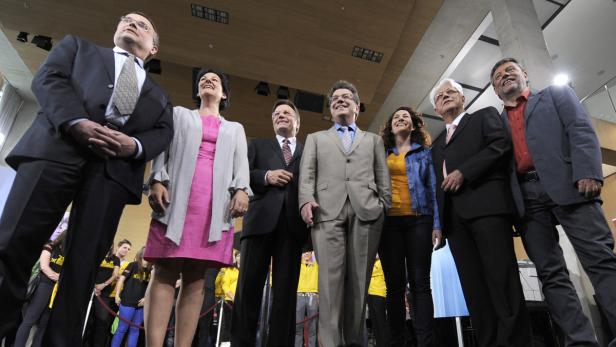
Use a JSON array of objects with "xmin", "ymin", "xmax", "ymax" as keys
[
  {"xmin": 434, "ymin": 88, "xmax": 460, "ymax": 103},
  {"xmin": 330, "ymin": 93, "xmax": 356, "ymax": 103},
  {"xmin": 120, "ymin": 16, "xmax": 151, "ymax": 32}
]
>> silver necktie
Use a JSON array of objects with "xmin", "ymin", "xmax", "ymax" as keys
[{"xmin": 110, "ymin": 53, "xmax": 139, "ymax": 125}]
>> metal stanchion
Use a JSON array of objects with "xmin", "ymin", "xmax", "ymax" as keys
[
  {"xmin": 215, "ymin": 298, "xmax": 225, "ymax": 347},
  {"xmin": 82, "ymin": 290, "xmax": 96, "ymax": 338},
  {"xmin": 455, "ymin": 316, "xmax": 464, "ymax": 347}
]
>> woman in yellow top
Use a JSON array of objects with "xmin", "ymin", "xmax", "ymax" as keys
[
  {"xmin": 368, "ymin": 257, "xmax": 389, "ymax": 347},
  {"xmin": 220, "ymin": 252, "xmax": 240, "ymax": 341},
  {"xmin": 380, "ymin": 107, "xmax": 441, "ymax": 346}
]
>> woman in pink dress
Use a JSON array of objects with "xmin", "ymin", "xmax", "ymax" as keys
[{"xmin": 144, "ymin": 69, "xmax": 251, "ymax": 347}]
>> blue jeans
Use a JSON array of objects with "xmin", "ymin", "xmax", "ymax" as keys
[{"xmin": 111, "ymin": 304, "xmax": 144, "ymax": 347}]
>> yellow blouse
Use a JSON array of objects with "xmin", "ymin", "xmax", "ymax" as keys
[{"xmin": 387, "ymin": 152, "xmax": 414, "ymax": 216}]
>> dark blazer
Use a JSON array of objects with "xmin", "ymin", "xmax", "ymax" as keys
[
  {"xmin": 242, "ymin": 138, "xmax": 308, "ymax": 243},
  {"xmin": 501, "ymin": 86, "xmax": 603, "ymax": 217},
  {"xmin": 5, "ymin": 35, "xmax": 173, "ymax": 204},
  {"xmin": 432, "ymin": 107, "xmax": 514, "ymax": 226}
]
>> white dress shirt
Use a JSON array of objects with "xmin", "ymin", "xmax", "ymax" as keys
[
  {"xmin": 265, "ymin": 135, "xmax": 297, "ymax": 184},
  {"xmin": 68, "ymin": 46, "xmax": 146, "ymax": 157}
]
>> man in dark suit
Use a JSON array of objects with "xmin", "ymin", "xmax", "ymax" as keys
[
  {"xmin": 491, "ymin": 58, "xmax": 616, "ymax": 347},
  {"xmin": 430, "ymin": 78, "xmax": 531, "ymax": 347},
  {"xmin": 231, "ymin": 99, "xmax": 308, "ymax": 346},
  {"xmin": 0, "ymin": 12, "xmax": 173, "ymax": 346}
]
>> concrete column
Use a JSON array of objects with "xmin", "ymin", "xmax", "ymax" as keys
[{"xmin": 491, "ymin": 0, "xmax": 554, "ymax": 89}]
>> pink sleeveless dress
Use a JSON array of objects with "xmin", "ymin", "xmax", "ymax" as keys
[{"xmin": 144, "ymin": 115, "xmax": 234, "ymax": 267}]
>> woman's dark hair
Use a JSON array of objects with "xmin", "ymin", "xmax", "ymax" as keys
[
  {"xmin": 195, "ymin": 68, "xmax": 230, "ymax": 111},
  {"xmin": 105, "ymin": 244, "xmax": 115, "ymax": 260},
  {"xmin": 50, "ymin": 230, "xmax": 67, "ymax": 253},
  {"xmin": 381, "ymin": 106, "xmax": 431, "ymax": 149}
]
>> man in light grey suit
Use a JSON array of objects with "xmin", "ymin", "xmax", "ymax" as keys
[
  {"xmin": 299, "ymin": 80, "xmax": 391, "ymax": 346},
  {"xmin": 491, "ymin": 58, "xmax": 616, "ymax": 347}
]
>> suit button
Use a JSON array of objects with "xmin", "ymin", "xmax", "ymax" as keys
[
  {"xmin": 346, "ymin": 159, "xmax": 350, "ymax": 163},
  {"xmin": 346, "ymin": 178, "xmax": 350, "ymax": 181},
  {"xmin": 107, "ymin": 84, "xmax": 114, "ymax": 89}
]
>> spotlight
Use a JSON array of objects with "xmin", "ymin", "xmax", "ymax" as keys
[
  {"xmin": 255, "ymin": 82, "xmax": 270, "ymax": 96},
  {"xmin": 553, "ymin": 73, "xmax": 569, "ymax": 86},
  {"xmin": 17, "ymin": 31, "xmax": 28, "ymax": 43},
  {"xmin": 277, "ymin": 86, "xmax": 290, "ymax": 99},
  {"xmin": 360, "ymin": 103, "xmax": 366, "ymax": 113},
  {"xmin": 31, "ymin": 35, "xmax": 52, "ymax": 51},
  {"xmin": 146, "ymin": 59, "xmax": 162, "ymax": 74}
]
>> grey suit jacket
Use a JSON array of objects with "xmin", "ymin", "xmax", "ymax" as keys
[
  {"xmin": 501, "ymin": 85, "xmax": 603, "ymax": 217},
  {"xmin": 298, "ymin": 126, "xmax": 391, "ymax": 223}
]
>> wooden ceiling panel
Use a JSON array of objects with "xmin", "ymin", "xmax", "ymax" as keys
[{"xmin": 0, "ymin": 0, "xmax": 442, "ymax": 135}]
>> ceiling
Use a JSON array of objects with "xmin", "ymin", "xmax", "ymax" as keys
[
  {"xmin": 414, "ymin": 0, "xmax": 616, "ymax": 127},
  {"xmin": 0, "ymin": 0, "xmax": 442, "ymax": 139}
]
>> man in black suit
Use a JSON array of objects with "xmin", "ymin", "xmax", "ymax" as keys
[
  {"xmin": 430, "ymin": 78, "xmax": 531, "ymax": 347},
  {"xmin": 492, "ymin": 58, "xmax": 616, "ymax": 347},
  {"xmin": 0, "ymin": 12, "xmax": 173, "ymax": 346},
  {"xmin": 231, "ymin": 99, "xmax": 308, "ymax": 346}
]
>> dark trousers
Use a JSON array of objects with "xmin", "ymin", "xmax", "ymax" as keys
[
  {"xmin": 194, "ymin": 268, "xmax": 220, "ymax": 347},
  {"xmin": 231, "ymin": 212, "xmax": 303, "ymax": 347},
  {"xmin": 379, "ymin": 215, "xmax": 434, "ymax": 347},
  {"xmin": 519, "ymin": 180, "xmax": 616, "ymax": 346},
  {"xmin": 367, "ymin": 295, "xmax": 390, "ymax": 347},
  {"xmin": 91, "ymin": 296, "xmax": 114, "ymax": 347},
  {"xmin": 0, "ymin": 159, "xmax": 130, "ymax": 346},
  {"xmin": 13, "ymin": 280, "xmax": 54, "ymax": 347},
  {"xmin": 446, "ymin": 210, "xmax": 532, "ymax": 347}
]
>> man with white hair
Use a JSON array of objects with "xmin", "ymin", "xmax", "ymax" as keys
[{"xmin": 430, "ymin": 78, "xmax": 532, "ymax": 346}]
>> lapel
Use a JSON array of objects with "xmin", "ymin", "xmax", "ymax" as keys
[
  {"xmin": 269, "ymin": 138, "xmax": 286, "ymax": 167},
  {"xmin": 349, "ymin": 128, "xmax": 365, "ymax": 154},
  {"xmin": 326, "ymin": 126, "xmax": 347, "ymax": 155},
  {"xmin": 290, "ymin": 141, "xmax": 303, "ymax": 165},
  {"xmin": 524, "ymin": 89, "xmax": 542, "ymax": 123},
  {"xmin": 446, "ymin": 113, "xmax": 470, "ymax": 147},
  {"xmin": 97, "ymin": 46, "xmax": 115, "ymax": 83}
]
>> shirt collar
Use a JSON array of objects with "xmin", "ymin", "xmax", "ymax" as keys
[
  {"xmin": 276, "ymin": 134, "xmax": 296, "ymax": 146},
  {"xmin": 113, "ymin": 46, "xmax": 144, "ymax": 69},
  {"xmin": 505, "ymin": 88, "xmax": 531, "ymax": 109},
  {"xmin": 335, "ymin": 122, "xmax": 357, "ymax": 132},
  {"xmin": 388, "ymin": 142, "xmax": 423, "ymax": 155},
  {"xmin": 446, "ymin": 111, "xmax": 466, "ymax": 130}
]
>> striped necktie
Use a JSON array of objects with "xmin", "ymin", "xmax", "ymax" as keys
[{"xmin": 282, "ymin": 138, "xmax": 292, "ymax": 165}]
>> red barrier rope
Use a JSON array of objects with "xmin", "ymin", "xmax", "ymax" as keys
[
  {"xmin": 96, "ymin": 294, "xmax": 320, "ymax": 346},
  {"xmin": 94, "ymin": 295, "xmax": 220, "ymax": 331}
]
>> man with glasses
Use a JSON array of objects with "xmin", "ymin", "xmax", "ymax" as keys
[
  {"xmin": 299, "ymin": 80, "xmax": 391, "ymax": 346},
  {"xmin": 430, "ymin": 78, "xmax": 531, "ymax": 347},
  {"xmin": 0, "ymin": 12, "xmax": 173, "ymax": 346}
]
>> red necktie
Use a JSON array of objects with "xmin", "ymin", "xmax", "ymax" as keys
[{"xmin": 282, "ymin": 138, "xmax": 292, "ymax": 165}]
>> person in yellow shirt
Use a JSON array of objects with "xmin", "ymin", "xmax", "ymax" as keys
[
  {"xmin": 368, "ymin": 257, "xmax": 390, "ymax": 346},
  {"xmin": 220, "ymin": 252, "xmax": 240, "ymax": 342},
  {"xmin": 295, "ymin": 251, "xmax": 318, "ymax": 347}
]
